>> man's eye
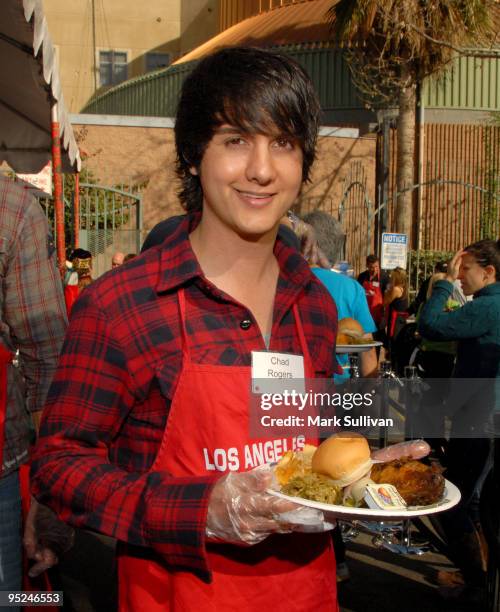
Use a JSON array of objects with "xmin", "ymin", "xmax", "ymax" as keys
[
  {"xmin": 226, "ymin": 137, "xmax": 246, "ymax": 146},
  {"xmin": 274, "ymin": 137, "xmax": 293, "ymax": 149}
]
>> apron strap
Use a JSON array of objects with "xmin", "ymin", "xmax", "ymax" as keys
[
  {"xmin": 291, "ymin": 303, "xmax": 314, "ymax": 378},
  {"xmin": 177, "ymin": 289, "xmax": 191, "ymax": 363}
]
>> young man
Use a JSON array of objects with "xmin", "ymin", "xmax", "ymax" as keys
[{"xmin": 31, "ymin": 47, "xmax": 341, "ymax": 611}]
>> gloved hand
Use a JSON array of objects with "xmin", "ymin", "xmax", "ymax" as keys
[
  {"xmin": 371, "ymin": 439, "xmax": 431, "ymax": 463},
  {"xmin": 206, "ymin": 465, "xmax": 334, "ymax": 546},
  {"xmin": 23, "ymin": 499, "xmax": 75, "ymax": 578}
]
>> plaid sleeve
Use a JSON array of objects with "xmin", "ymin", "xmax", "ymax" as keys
[
  {"xmin": 4, "ymin": 198, "xmax": 67, "ymax": 412},
  {"xmin": 30, "ymin": 290, "xmax": 219, "ymax": 580}
]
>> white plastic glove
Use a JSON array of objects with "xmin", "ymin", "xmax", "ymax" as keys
[
  {"xmin": 371, "ymin": 439, "xmax": 431, "ymax": 463},
  {"xmin": 206, "ymin": 465, "xmax": 334, "ymax": 546}
]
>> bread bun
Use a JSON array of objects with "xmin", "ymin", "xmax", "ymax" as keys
[
  {"xmin": 312, "ymin": 432, "xmax": 372, "ymax": 487},
  {"xmin": 338, "ymin": 317, "xmax": 364, "ymax": 340}
]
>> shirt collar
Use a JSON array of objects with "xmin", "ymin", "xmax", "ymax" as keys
[
  {"xmin": 474, "ymin": 281, "xmax": 500, "ymax": 298},
  {"xmin": 155, "ymin": 214, "xmax": 314, "ymax": 294},
  {"xmin": 155, "ymin": 213, "xmax": 202, "ymax": 293}
]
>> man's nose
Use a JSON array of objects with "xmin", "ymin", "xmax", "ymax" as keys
[{"xmin": 245, "ymin": 139, "xmax": 276, "ymax": 184}]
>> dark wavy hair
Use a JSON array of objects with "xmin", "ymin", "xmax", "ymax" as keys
[
  {"xmin": 174, "ymin": 46, "xmax": 321, "ymax": 212},
  {"xmin": 464, "ymin": 239, "xmax": 500, "ymax": 280}
]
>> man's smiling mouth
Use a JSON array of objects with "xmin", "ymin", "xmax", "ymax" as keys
[{"xmin": 235, "ymin": 189, "xmax": 276, "ymax": 199}]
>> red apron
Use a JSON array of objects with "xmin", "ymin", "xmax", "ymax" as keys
[
  {"xmin": 64, "ymin": 284, "xmax": 79, "ymax": 316},
  {"xmin": 362, "ymin": 277, "xmax": 384, "ymax": 325},
  {"xmin": 118, "ymin": 289, "xmax": 337, "ymax": 611},
  {"xmin": 0, "ymin": 344, "xmax": 13, "ymax": 476}
]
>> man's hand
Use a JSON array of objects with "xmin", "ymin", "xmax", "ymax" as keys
[
  {"xmin": 31, "ymin": 410, "xmax": 43, "ymax": 433},
  {"xmin": 359, "ymin": 336, "xmax": 378, "ymax": 377},
  {"xmin": 281, "ymin": 213, "xmax": 331, "ymax": 268},
  {"xmin": 294, "ymin": 219, "xmax": 331, "ymax": 268},
  {"xmin": 23, "ymin": 499, "xmax": 74, "ymax": 578},
  {"xmin": 445, "ymin": 249, "xmax": 465, "ymax": 283},
  {"xmin": 206, "ymin": 466, "xmax": 333, "ymax": 545}
]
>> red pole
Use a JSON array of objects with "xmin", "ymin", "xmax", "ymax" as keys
[
  {"xmin": 51, "ymin": 104, "xmax": 66, "ymax": 277},
  {"xmin": 73, "ymin": 172, "xmax": 80, "ymax": 248}
]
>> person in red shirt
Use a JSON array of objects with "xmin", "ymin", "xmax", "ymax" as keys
[
  {"xmin": 31, "ymin": 47, "xmax": 341, "ymax": 611},
  {"xmin": 357, "ymin": 254, "xmax": 389, "ymax": 327}
]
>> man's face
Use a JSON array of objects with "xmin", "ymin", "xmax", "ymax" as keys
[
  {"xmin": 458, "ymin": 252, "xmax": 491, "ymax": 295},
  {"xmin": 192, "ymin": 125, "xmax": 303, "ymax": 239},
  {"xmin": 368, "ymin": 261, "xmax": 379, "ymax": 277},
  {"xmin": 112, "ymin": 253, "xmax": 124, "ymax": 268}
]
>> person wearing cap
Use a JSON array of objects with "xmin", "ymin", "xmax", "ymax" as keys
[{"xmin": 64, "ymin": 249, "xmax": 92, "ymax": 315}]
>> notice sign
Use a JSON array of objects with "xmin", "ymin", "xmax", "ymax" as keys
[
  {"xmin": 17, "ymin": 162, "xmax": 52, "ymax": 198},
  {"xmin": 381, "ymin": 233, "xmax": 408, "ymax": 269}
]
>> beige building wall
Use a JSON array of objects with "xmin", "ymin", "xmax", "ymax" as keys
[
  {"xmin": 180, "ymin": 0, "xmax": 219, "ymax": 55},
  {"xmin": 43, "ymin": 1, "xmax": 218, "ymax": 113}
]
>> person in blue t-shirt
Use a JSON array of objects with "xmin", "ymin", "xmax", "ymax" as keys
[
  {"xmin": 312, "ymin": 267, "xmax": 377, "ymax": 381},
  {"xmin": 302, "ymin": 210, "xmax": 378, "ymax": 583},
  {"xmin": 302, "ymin": 211, "xmax": 378, "ymax": 383}
]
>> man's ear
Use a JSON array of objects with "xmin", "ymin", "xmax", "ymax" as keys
[{"xmin": 189, "ymin": 166, "xmax": 198, "ymax": 176}]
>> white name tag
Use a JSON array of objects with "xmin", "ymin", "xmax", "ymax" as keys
[
  {"xmin": 372, "ymin": 281, "xmax": 380, "ymax": 287},
  {"xmin": 251, "ymin": 351, "xmax": 305, "ymax": 393}
]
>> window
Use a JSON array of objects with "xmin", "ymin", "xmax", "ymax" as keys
[
  {"xmin": 145, "ymin": 52, "xmax": 170, "ymax": 72},
  {"xmin": 99, "ymin": 51, "xmax": 128, "ymax": 87}
]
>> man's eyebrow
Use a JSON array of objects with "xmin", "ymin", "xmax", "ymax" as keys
[{"xmin": 213, "ymin": 126, "xmax": 242, "ymax": 135}]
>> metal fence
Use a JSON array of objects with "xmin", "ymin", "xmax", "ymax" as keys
[
  {"xmin": 295, "ymin": 167, "xmax": 499, "ymax": 301},
  {"xmin": 388, "ymin": 123, "xmax": 500, "ymax": 250},
  {"xmin": 297, "ymin": 161, "xmax": 375, "ymax": 275},
  {"xmin": 78, "ymin": 183, "xmax": 142, "ymax": 277}
]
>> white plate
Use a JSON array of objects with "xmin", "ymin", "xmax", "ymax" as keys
[
  {"xmin": 336, "ymin": 341, "xmax": 383, "ymax": 354},
  {"xmin": 267, "ymin": 479, "xmax": 460, "ymax": 520}
]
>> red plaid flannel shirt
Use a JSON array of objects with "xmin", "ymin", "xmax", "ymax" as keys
[{"xmin": 31, "ymin": 214, "xmax": 339, "ymax": 581}]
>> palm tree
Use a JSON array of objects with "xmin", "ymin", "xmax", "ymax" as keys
[{"xmin": 327, "ymin": 0, "xmax": 493, "ymax": 238}]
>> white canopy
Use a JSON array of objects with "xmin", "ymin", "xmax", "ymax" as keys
[{"xmin": 0, "ymin": 0, "xmax": 81, "ymax": 173}]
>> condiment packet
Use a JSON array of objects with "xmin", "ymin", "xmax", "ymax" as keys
[{"xmin": 364, "ymin": 484, "xmax": 407, "ymax": 511}]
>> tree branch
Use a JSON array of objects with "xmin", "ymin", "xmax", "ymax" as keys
[{"xmin": 404, "ymin": 20, "xmax": 475, "ymax": 54}]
